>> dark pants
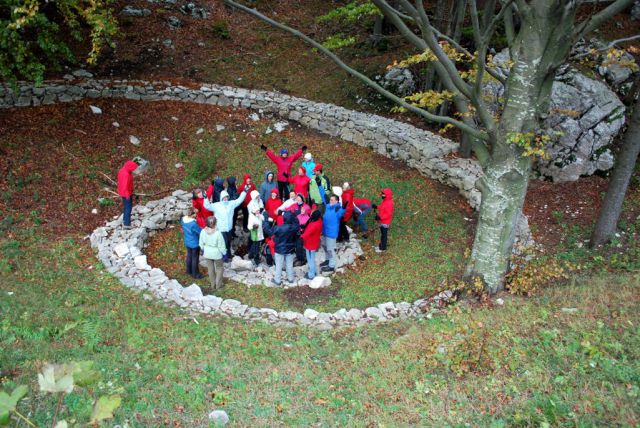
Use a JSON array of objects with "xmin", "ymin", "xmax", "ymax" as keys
[
  {"xmin": 232, "ymin": 207, "xmax": 240, "ymax": 237},
  {"xmin": 337, "ymin": 221, "xmax": 350, "ymax": 242},
  {"xmin": 241, "ymin": 206, "xmax": 249, "ymax": 231},
  {"xmin": 249, "ymin": 240, "xmax": 262, "ymax": 264},
  {"xmin": 277, "ymin": 180, "xmax": 290, "ymax": 200},
  {"xmin": 295, "ymin": 237, "xmax": 306, "ymax": 263},
  {"xmin": 380, "ymin": 226, "xmax": 389, "ymax": 250},
  {"xmin": 122, "ymin": 196, "xmax": 133, "ymax": 226},
  {"xmin": 222, "ymin": 231, "xmax": 232, "ymax": 260},
  {"xmin": 186, "ymin": 247, "xmax": 201, "ymax": 276},
  {"xmin": 264, "ymin": 245, "xmax": 274, "ymax": 266}
]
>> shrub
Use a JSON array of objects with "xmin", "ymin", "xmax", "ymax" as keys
[{"xmin": 211, "ymin": 20, "xmax": 230, "ymax": 39}]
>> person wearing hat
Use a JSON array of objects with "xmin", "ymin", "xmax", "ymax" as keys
[
  {"xmin": 301, "ymin": 152, "xmax": 316, "ymax": 178},
  {"xmin": 374, "ymin": 188, "xmax": 395, "ymax": 253},
  {"xmin": 117, "ymin": 159, "xmax": 142, "ymax": 227},
  {"xmin": 259, "ymin": 170, "xmax": 277, "ymax": 204},
  {"xmin": 191, "ymin": 188, "xmax": 213, "ymax": 228},
  {"xmin": 309, "ymin": 163, "xmax": 331, "ymax": 213},
  {"xmin": 204, "ymin": 185, "xmax": 250, "ymax": 261},
  {"xmin": 180, "ymin": 208, "xmax": 204, "ymax": 279},
  {"xmin": 260, "ymin": 143, "xmax": 307, "ymax": 200}
]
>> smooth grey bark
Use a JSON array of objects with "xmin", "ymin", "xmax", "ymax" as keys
[{"xmin": 590, "ymin": 97, "xmax": 640, "ymax": 247}]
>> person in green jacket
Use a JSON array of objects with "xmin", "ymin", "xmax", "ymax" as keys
[
  {"xmin": 309, "ymin": 163, "xmax": 331, "ymax": 212},
  {"xmin": 199, "ymin": 216, "xmax": 227, "ymax": 290}
]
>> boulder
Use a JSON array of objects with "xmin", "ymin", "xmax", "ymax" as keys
[
  {"xmin": 113, "ymin": 243, "xmax": 130, "ymax": 258},
  {"xmin": 182, "ymin": 284, "xmax": 203, "ymax": 301},
  {"xmin": 230, "ymin": 256, "xmax": 254, "ymax": 271},
  {"xmin": 380, "ymin": 67, "xmax": 416, "ymax": 97},
  {"xmin": 121, "ymin": 6, "xmax": 151, "ymax": 16},
  {"xmin": 208, "ymin": 410, "xmax": 229, "ymax": 426},
  {"xmin": 308, "ymin": 276, "xmax": 331, "ymax": 289}
]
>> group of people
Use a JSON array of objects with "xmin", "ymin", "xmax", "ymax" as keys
[{"xmin": 117, "ymin": 144, "xmax": 395, "ymax": 290}]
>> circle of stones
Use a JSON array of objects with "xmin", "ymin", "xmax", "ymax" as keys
[{"xmin": 90, "ymin": 191, "xmax": 454, "ymax": 328}]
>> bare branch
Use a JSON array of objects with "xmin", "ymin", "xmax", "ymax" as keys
[
  {"xmin": 502, "ymin": 2, "xmax": 516, "ymax": 45},
  {"xmin": 223, "ymin": 0, "xmax": 487, "ymax": 141},
  {"xmin": 482, "ymin": 0, "xmax": 516, "ymax": 44},
  {"xmin": 574, "ymin": 0, "xmax": 635, "ymax": 39},
  {"xmin": 372, "ymin": 0, "xmax": 428, "ymax": 50}
]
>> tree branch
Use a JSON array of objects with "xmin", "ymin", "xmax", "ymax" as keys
[
  {"xmin": 372, "ymin": 0, "xmax": 428, "ymax": 50},
  {"xmin": 502, "ymin": 1, "xmax": 516, "ymax": 45},
  {"xmin": 223, "ymin": 0, "xmax": 486, "ymax": 141},
  {"xmin": 574, "ymin": 0, "xmax": 635, "ymax": 39}
]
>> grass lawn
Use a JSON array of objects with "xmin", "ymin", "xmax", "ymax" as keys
[{"xmin": 1, "ymin": 233, "xmax": 638, "ymax": 426}]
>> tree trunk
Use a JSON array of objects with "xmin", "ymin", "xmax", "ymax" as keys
[
  {"xmin": 372, "ymin": 15, "xmax": 383, "ymax": 45},
  {"xmin": 590, "ymin": 97, "xmax": 640, "ymax": 247}
]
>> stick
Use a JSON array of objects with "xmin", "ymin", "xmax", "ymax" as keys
[{"xmin": 99, "ymin": 171, "xmax": 117, "ymax": 186}]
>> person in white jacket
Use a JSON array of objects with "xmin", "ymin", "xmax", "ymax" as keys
[
  {"xmin": 204, "ymin": 186, "xmax": 249, "ymax": 261},
  {"xmin": 247, "ymin": 190, "xmax": 265, "ymax": 266}
]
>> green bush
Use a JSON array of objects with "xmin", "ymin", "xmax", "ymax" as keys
[
  {"xmin": 211, "ymin": 20, "xmax": 230, "ymax": 39},
  {"xmin": 182, "ymin": 134, "xmax": 222, "ymax": 188}
]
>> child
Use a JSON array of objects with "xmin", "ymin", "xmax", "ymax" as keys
[
  {"xmin": 192, "ymin": 188, "xmax": 213, "ymax": 228},
  {"xmin": 199, "ymin": 216, "xmax": 227, "ymax": 290},
  {"xmin": 117, "ymin": 159, "xmax": 141, "ymax": 227},
  {"xmin": 301, "ymin": 152, "xmax": 316, "ymax": 178},
  {"xmin": 309, "ymin": 164, "xmax": 331, "ymax": 212},
  {"xmin": 240, "ymin": 174, "xmax": 257, "ymax": 232},
  {"xmin": 181, "ymin": 208, "xmax": 204, "ymax": 278},
  {"xmin": 265, "ymin": 188, "xmax": 282, "ymax": 221},
  {"xmin": 301, "ymin": 209, "xmax": 322, "ymax": 279},
  {"xmin": 374, "ymin": 188, "xmax": 394, "ymax": 252},
  {"xmin": 287, "ymin": 166, "xmax": 311, "ymax": 199},
  {"xmin": 247, "ymin": 190, "xmax": 265, "ymax": 266},
  {"xmin": 259, "ymin": 171, "xmax": 277, "ymax": 203},
  {"xmin": 261, "ymin": 143, "xmax": 307, "ymax": 200}
]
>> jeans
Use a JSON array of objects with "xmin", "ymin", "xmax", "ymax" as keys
[
  {"xmin": 380, "ymin": 225, "xmax": 389, "ymax": 250},
  {"xmin": 277, "ymin": 180, "xmax": 290, "ymax": 201},
  {"xmin": 122, "ymin": 196, "xmax": 133, "ymax": 226},
  {"xmin": 322, "ymin": 236, "xmax": 337, "ymax": 268},
  {"xmin": 274, "ymin": 252, "xmax": 294, "ymax": 284},
  {"xmin": 306, "ymin": 249, "xmax": 317, "ymax": 278},
  {"xmin": 249, "ymin": 240, "xmax": 262, "ymax": 264},
  {"xmin": 221, "ymin": 231, "xmax": 232, "ymax": 260},
  {"xmin": 355, "ymin": 207, "xmax": 371, "ymax": 232},
  {"xmin": 185, "ymin": 246, "xmax": 201, "ymax": 276},
  {"xmin": 204, "ymin": 258, "xmax": 224, "ymax": 289}
]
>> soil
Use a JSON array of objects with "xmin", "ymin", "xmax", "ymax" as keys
[{"xmin": 284, "ymin": 284, "xmax": 339, "ymax": 309}]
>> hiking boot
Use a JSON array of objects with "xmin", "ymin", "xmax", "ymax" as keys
[
  {"xmin": 320, "ymin": 265, "xmax": 335, "ymax": 273},
  {"xmin": 320, "ymin": 260, "xmax": 329, "ymax": 267},
  {"xmin": 193, "ymin": 272, "xmax": 205, "ymax": 279}
]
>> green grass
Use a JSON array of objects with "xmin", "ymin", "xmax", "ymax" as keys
[
  {"xmin": 1, "ymin": 233, "xmax": 639, "ymax": 426},
  {"xmin": 149, "ymin": 129, "xmax": 470, "ymax": 312}
]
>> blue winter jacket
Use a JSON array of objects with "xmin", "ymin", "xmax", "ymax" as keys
[
  {"xmin": 262, "ymin": 211, "xmax": 300, "ymax": 254},
  {"xmin": 319, "ymin": 185, "xmax": 345, "ymax": 239},
  {"xmin": 259, "ymin": 170, "xmax": 277, "ymax": 202},
  {"xmin": 180, "ymin": 217, "xmax": 202, "ymax": 249},
  {"xmin": 301, "ymin": 160, "xmax": 316, "ymax": 178}
]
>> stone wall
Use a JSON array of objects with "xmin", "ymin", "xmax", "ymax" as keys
[{"xmin": 0, "ymin": 78, "xmax": 482, "ymax": 208}]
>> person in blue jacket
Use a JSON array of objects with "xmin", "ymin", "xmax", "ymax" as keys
[
  {"xmin": 318, "ymin": 185, "xmax": 345, "ymax": 273},
  {"xmin": 180, "ymin": 208, "xmax": 204, "ymax": 278},
  {"xmin": 262, "ymin": 210, "xmax": 300, "ymax": 285},
  {"xmin": 259, "ymin": 171, "xmax": 277, "ymax": 203},
  {"xmin": 204, "ymin": 186, "xmax": 249, "ymax": 262}
]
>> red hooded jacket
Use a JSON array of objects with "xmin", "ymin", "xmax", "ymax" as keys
[
  {"xmin": 117, "ymin": 160, "xmax": 138, "ymax": 198},
  {"xmin": 265, "ymin": 188, "xmax": 282, "ymax": 220},
  {"xmin": 378, "ymin": 188, "xmax": 394, "ymax": 226},
  {"xmin": 265, "ymin": 148, "xmax": 303, "ymax": 181},
  {"xmin": 341, "ymin": 188, "xmax": 355, "ymax": 222},
  {"xmin": 300, "ymin": 217, "xmax": 322, "ymax": 251},
  {"xmin": 241, "ymin": 174, "xmax": 257, "ymax": 207},
  {"xmin": 288, "ymin": 167, "xmax": 311, "ymax": 198},
  {"xmin": 192, "ymin": 197, "xmax": 214, "ymax": 228}
]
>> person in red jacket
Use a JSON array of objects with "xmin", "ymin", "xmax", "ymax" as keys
[
  {"xmin": 264, "ymin": 188, "xmax": 282, "ymax": 220},
  {"xmin": 117, "ymin": 159, "xmax": 140, "ymax": 227},
  {"xmin": 287, "ymin": 166, "xmax": 311, "ymax": 199},
  {"xmin": 239, "ymin": 174, "xmax": 257, "ymax": 231},
  {"xmin": 260, "ymin": 143, "xmax": 307, "ymax": 200},
  {"xmin": 192, "ymin": 188, "xmax": 214, "ymax": 228},
  {"xmin": 374, "ymin": 188, "xmax": 394, "ymax": 252},
  {"xmin": 300, "ymin": 209, "xmax": 323, "ymax": 279},
  {"xmin": 337, "ymin": 181, "xmax": 355, "ymax": 242}
]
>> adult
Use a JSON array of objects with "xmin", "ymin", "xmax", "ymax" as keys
[
  {"xmin": 301, "ymin": 152, "xmax": 316, "ymax": 178},
  {"xmin": 309, "ymin": 164, "xmax": 331, "ymax": 212},
  {"xmin": 204, "ymin": 186, "xmax": 249, "ymax": 261},
  {"xmin": 259, "ymin": 171, "xmax": 277, "ymax": 203},
  {"xmin": 180, "ymin": 208, "xmax": 203, "ymax": 279},
  {"xmin": 318, "ymin": 185, "xmax": 345, "ymax": 273},
  {"xmin": 226, "ymin": 176, "xmax": 240, "ymax": 237},
  {"xmin": 199, "ymin": 216, "xmax": 227, "ymax": 290},
  {"xmin": 375, "ymin": 188, "xmax": 395, "ymax": 252},
  {"xmin": 240, "ymin": 174, "xmax": 257, "ymax": 232},
  {"xmin": 263, "ymin": 211, "xmax": 300, "ymax": 286},
  {"xmin": 300, "ymin": 209, "xmax": 322, "ymax": 279},
  {"xmin": 288, "ymin": 166, "xmax": 311, "ymax": 199},
  {"xmin": 206, "ymin": 177, "xmax": 225, "ymax": 202},
  {"xmin": 260, "ymin": 143, "xmax": 307, "ymax": 200},
  {"xmin": 191, "ymin": 188, "xmax": 213, "ymax": 228},
  {"xmin": 117, "ymin": 159, "xmax": 140, "ymax": 227},
  {"xmin": 352, "ymin": 197, "xmax": 372, "ymax": 238}
]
